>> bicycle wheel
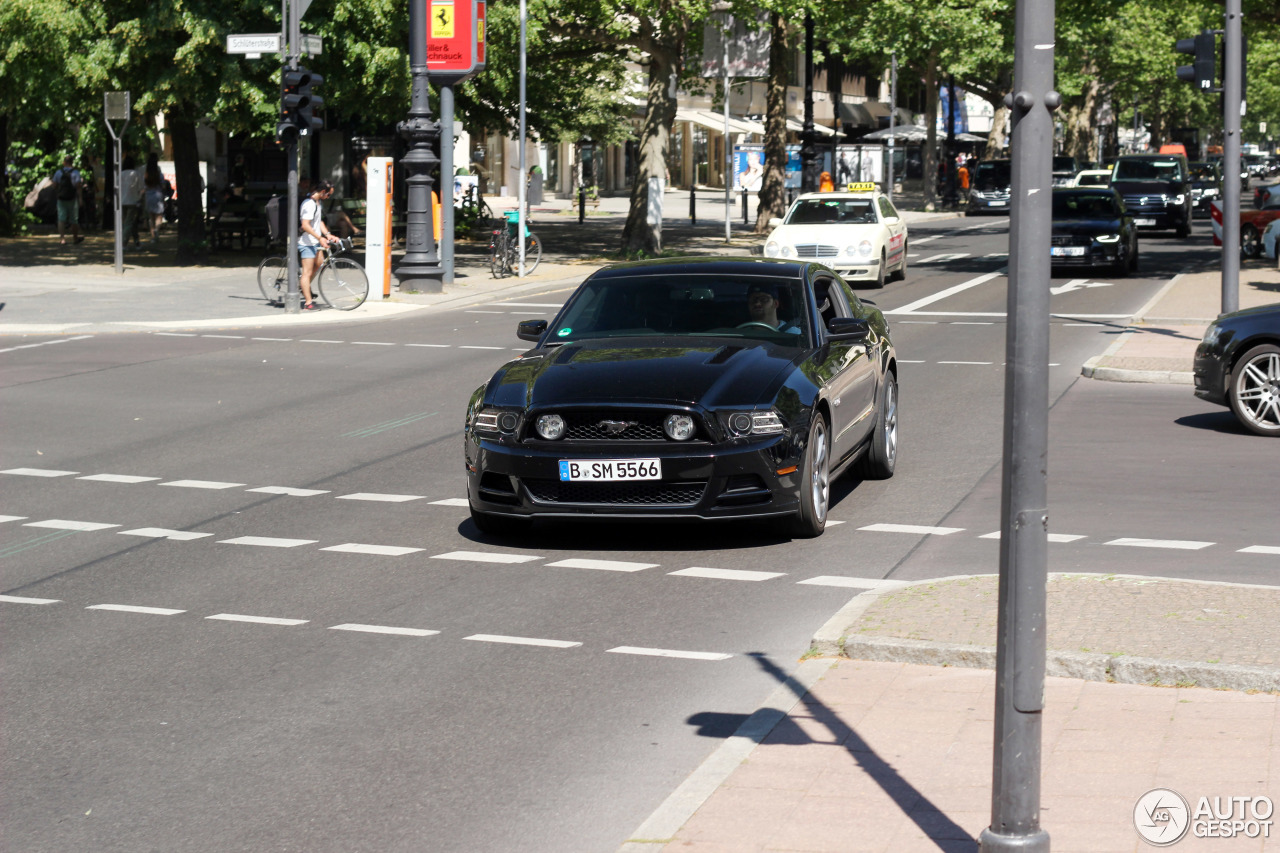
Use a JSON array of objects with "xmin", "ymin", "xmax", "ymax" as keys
[
  {"xmin": 489, "ymin": 233, "xmax": 507, "ymax": 278},
  {"xmin": 317, "ymin": 257, "xmax": 369, "ymax": 310},
  {"xmin": 524, "ymin": 232, "xmax": 543, "ymax": 274},
  {"xmin": 257, "ymin": 256, "xmax": 287, "ymax": 305}
]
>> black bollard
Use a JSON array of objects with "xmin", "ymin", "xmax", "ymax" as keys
[
  {"xmin": 578, "ymin": 187, "xmax": 585, "ymax": 224},
  {"xmin": 741, "ymin": 188, "xmax": 748, "ymax": 224},
  {"xmin": 690, "ymin": 184, "xmax": 696, "ymax": 225}
]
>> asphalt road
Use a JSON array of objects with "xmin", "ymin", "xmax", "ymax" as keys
[{"xmin": 1, "ymin": 216, "xmax": 1267, "ymax": 852}]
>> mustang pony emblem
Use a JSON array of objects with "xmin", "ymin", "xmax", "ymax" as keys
[{"xmin": 597, "ymin": 420, "xmax": 635, "ymax": 435}]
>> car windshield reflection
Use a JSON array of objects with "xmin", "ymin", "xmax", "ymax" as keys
[
  {"xmin": 785, "ymin": 199, "xmax": 877, "ymax": 225},
  {"xmin": 1053, "ymin": 193, "xmax": 1121, "ymax": 219},
  {"xmin": 549, "ymin": 274, "xmax": 811, "ymax": 345}
]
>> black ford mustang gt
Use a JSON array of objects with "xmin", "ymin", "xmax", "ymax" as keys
[{"xmin": 463, "ymin": 257, "xmax": 899, "ymax": 537}]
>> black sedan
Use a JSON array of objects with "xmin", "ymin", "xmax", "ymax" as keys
[
  {"xmin": 1050, "ymin": 188, "xmax": 1138, "ymax": 276},
  {"xmin": 1194, "ymin": 303, "xmax": 1280, "ymax": 436},
  {"xmin": 463, "ymin": 258, "xmax": 899, "ymax": 537}
]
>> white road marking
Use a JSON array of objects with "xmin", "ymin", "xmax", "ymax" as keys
[
  {"xmin": 859, "ymin": 523, "xmax": 964, "ymax": 535},
  {"xmin": 547, "ymin": 558, "xmax": 658, "ymax": 572},
  {"xmin": 0, "ymin": 515, "xmax": 29, "ymax": 523},
  {"xmin": 405, "ymin": 343, "xmax": 451, "ymax": 347},
  {"xmin": 430, "ymin": 498, "xmax": 471, "ymax": 507},
  {"xmin": 202, "ymin": 334, "xmax": 245, "ymax": 339},
  {"xmin": 465, "ymin": 311, "xmax": 507, "ymax": 314},
  {"xmin": 160, "ymin": 479, "xmax": 246, "ymax": 490},
  {"xmin": 2, "ymin": 468, "xmax": 79, "ymax": 477},
  {"xmin": 156, "ymin": 332, "xmax": 197, "ymax": 337},
  {"xmin": 218, "ymin": 536, "xmax": 319, "ymax": 548},
  {"xmin": 78, "ymin": 474, "xmax": 160, "ymax": 483},
  {"xmin": 915, "ymin": 253, "xmax": 972, "ymax": 264},
  {"xmin": 979, "ymin": 531, "xmax": 1086, "ymax": 543},
  {"xmin": 1240, "ymin": 546, "xmax": 1280, "ymax": 555},
  {"xmin": 826, "ymin": 520, "xmax": 845, "ymax": 526},
  {"xmin": 118, "ymin": 528, "xmax": 213, "ymax": 541},
  {"xmin": 938, "ymin": 361, "xmax": 993, "ymax": 365},
  {"xmin": 88, "ymin": 604, "xmax": 185, "ymax": 615},
  {"xmin": 486, "ymin": 302, "xmax": 565, "ymax": 308},
  {"xmin": 320, "ymin": 543, "xmax": 425, "ymax": 556},
  {"xmin": 898, "ymin": 359, "xmax": 927, "ymax": 363},
  {"xmin": 206, "ymin": 613, "xmax": 308, "ymax": 626},
  {"xmin": 459, "ymin": 345, "xmax": 505, "ymax": 350},
  {"xmin": 952, "ymin": 322, "xmax": 995, "ymax": 325},
  {"xmin": 336, "ymin": 493, "xmax": 424, "ymax": 502},
  {"xmin": 25, "ymin": 519, "xmax": 120, "ymax": 531},
  {"xmin": 251, "ymin": 337, "xmax": 293, "ymax": 341},
  {"xmin": 898, "ymin": 321, "xmax": 939, "ymax": 325},
  {"xmin": 300, "ymin": 339, "xmax": 344, "ymax": 344},
  {"xmin": 351, "ymin": 341, "xmax": 395, "ymax": 346},
  {"xmin": 1105, "ymin": 538, "xmax": 1214, "ymax": 550},
  {"xmin": 431, "ymin": 551, "xmax": 541, "ymax": 564},
  {"xmin": 797, "ymin": 576, "xmax": 889, "ymax": 589},
  {"xmin": 669, "ymin": 567, "xmax": 785, "ymax": 582},
  {"xmin": 887, "ymin": 271, "xmax": 1005, "ymax": 315},
  {"xmin": 247, "ymin": 486, "xmax": 331, "ymax": 496},
  {"xmin": 0, "ymin": 595, "xmax": 61, "ymax": 604},
  {"xmin": 1062, "ymin": 323, "xmax": 1102, "ymax": 327},
  {"xmin": 464, "ymin": 634, "xmax": 581, "ymax": 649},
  {"xmin": 607, "ymin": 646, "xmax": 732, "ymax": 661},
  {"xmin": 330, "ymin": 623, "xmax": 439, "ymax": 637}
]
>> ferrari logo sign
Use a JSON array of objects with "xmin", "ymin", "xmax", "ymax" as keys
[{"xmin": 431, "ymin": 1, "xmax": 454, "ymax": 39}]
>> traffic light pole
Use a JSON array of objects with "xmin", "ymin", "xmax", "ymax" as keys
[
  {"xmin": 284, "ymin": 0, "xmax": 302, "ymax": 314},
  {"xmin": 1221, "ymin": 0, "xmax": 1242, "ymax": 316},
  {"xmin": 977, "ymin": 0, "xmax": 1054, "ymax": 846}
]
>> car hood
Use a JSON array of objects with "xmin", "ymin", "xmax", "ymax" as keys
[
  {"xmin": 1052, "ymin": 218, "xmax": 1122, "ymax": 234},
  {"xmin": 1214, "ymin": 302, "xmax": 1280, "ymax": 326},
  {"xmin": 485, "ymin": 337, "xmax": 800, "ymax": 410},
  {"xmin": 1111, "ymin": 180, "xmax": 1183, "ymax": 196},
  {"xmin": 769, "ymin": 223, "xmax": 875, "ymax": 244}
]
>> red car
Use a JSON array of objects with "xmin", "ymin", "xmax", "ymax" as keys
[{"xmin": 1210, "ymin": 195, "xmax": 1280, "ymax": 258}]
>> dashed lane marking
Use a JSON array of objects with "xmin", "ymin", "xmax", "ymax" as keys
[
  {"xmin": 335, "ymin": 493, "xmax": 425, "ymax": 503},
  {"xmin": 206, "ymin": 613, "xmax": 308, "ymax": 626},
  {"xmin": 858, "ymin": 523, "xmax": 965, "ymax": 536},
  {"xmin": 160, "ymin": 479, "xmax": 246, "ymax": 490},
  {"xmin": 351, "ymin": 341, "xmax": 395, "ymax": 346},
  {"xmin": 330, "ymin": 623, "xmax": 439, "ymax": 637},
  {"xmin": 251, "ymin": 337, "xmax": 292, "ymax": 341},
  {"xmin": 432, "ymin": 550, "xmax": 541, "ymax": 564},
  {"xmin": 464, "ymin": 310, "xmax": 507, "ymax": 314},
  {"xmin": 463, "ymin": 634, "xmax": 581, "ymax": 649},
  {"xmin": 938, "ymin": 361, "xmax": 993, "ymax": 365},
  {"xmin": 1106, "ymin": 538, "xmax": 1215, "ymax": 550},
  {"xmin": 1240, "ymin": 546, "xmax": 1280, "ymax": 555},
  {"xmin": 78, "ymin": 474, "xmax": 160, "ymax": 483},
  {"xmin": 300, "ymin": 339, "xmax": 344, "ymax": 344},
  {"xmin": 0, "ymin": 334, "xmax": 94, "ymax": 354},
  {"xmin": 669, "ymin": 567, "xmax": 786, "ymax": 582},
  {"xmin": 607, "ymin": 647, "xmax": 733, "ymax": 661},
  {"xmin": 218, "ymin": 536, "xmax": 319, "ymax": 548},
  {"xmin": 546, "ymin": 558, "xmax": 658, "ymax": 572},
  {"xmin": 979, "ymin": 531, "xmax": 1087, "ymax": 543},
  {"xmin": 485, "ymin": 302, "xmax": 565, "ymax": 308},
  {"xmin": 2, "ymin": 468, "xmax": 79, "ymax": 477},
  {"xmin": 797, "ymin": 576, "xmax": 890, "ymax": 589},
  {"xmin": 0, "ymin": 515, "xmax": 29, "ymax": 523},
  {"xmin": 0, "ymin": 595, "xmax": 60, "ymax": 604},
  {"xmin": 156, "ymin": 332, "xmax": 197, "ymax": 337},
  {"xmin": 202, "ymin": 334, "xmax": 245, "ymax": 339},
  {"xmin": 404, "ymin": 343, "xmax": 451, "ymax": 347},
  {"xmin": 459, "ymin": 345, "xmax": 505, "ymax": 350},
  {"xmin": 320, "ymin": 543, "xmax": 425, "ymax": 556},
  {"xmin": 88, "ymin": 604, "xmax": 185, "ymax": 616},
  {"xmin": 24, "ymin": 519, "xmax": 120, "ymax": 531},
  {"xmin": 430, "ymin": 498, "xmax": 471, "ymax": 507},
  {"xmin": 118, "ymin": 528, "xmax": 213, "ymax": 541},
  {"xmin": 246, "ymin": 486, "xmax": 331, "ymax": 497}
]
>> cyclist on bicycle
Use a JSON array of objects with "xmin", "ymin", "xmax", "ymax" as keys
[{"xmin": 299, "ymin": 180, "xmax": 340, "ymax": 311}]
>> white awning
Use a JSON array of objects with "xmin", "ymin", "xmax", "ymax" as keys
[
  {"xmin": 785, "ymin": 117, "xmax": 836, "ymax": 136},
  {"xmin": 675, "ymin": 108, "xmax": 765, "ymax": 137}
]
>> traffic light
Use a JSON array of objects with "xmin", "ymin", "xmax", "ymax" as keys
[
  {"xmin": 294, "ymin": 66, "xmax": 324, "ymax": 136},
  {"xmin": 276, "ymin": 66, "xmax": 324, "ymax": 145},
  {"xmin": 1175, "ymin": 31, "xmax": 1216, "ymax": 91}
]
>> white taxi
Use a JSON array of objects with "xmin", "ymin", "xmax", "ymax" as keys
[{"xmin": 763, "ymin": 183, "xmax": 908, "ymax": 287}]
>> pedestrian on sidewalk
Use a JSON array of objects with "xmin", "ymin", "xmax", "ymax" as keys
[
  {"xmin": 52, "ymin": 156, "xmax": 84, "ymax": 246},
  {"xmin": 299, "ymin": 180, "xmax": 339, "ymax": 311},
  {"xmin": 119, "ymin": 155, "xmax": 144, "ymax": 247},
  {"xmin": 143, "ymin": 156, "xmax": 166, "ymax": 243}
]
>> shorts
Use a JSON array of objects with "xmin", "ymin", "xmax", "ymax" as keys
[
  {"xmin": 56, "ymin": 199, "xmax": 79, "ymax": 224},
  {"xmin": 298, "ymin": 244, "xmax": 321, "ymax": 259}
]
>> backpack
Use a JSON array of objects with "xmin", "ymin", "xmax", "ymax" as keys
[{"xmin": 56, "ymin": 168, "xmax": 78, "ymax": 201}]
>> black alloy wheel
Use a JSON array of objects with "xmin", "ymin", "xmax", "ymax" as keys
[{"xmin": 1241, "ymin": 225, "xmax": 1262, "ymax": 259}]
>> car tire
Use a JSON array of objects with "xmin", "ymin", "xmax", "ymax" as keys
[
  {"xmin": 470, "ymin": 504, "xmax": 532, "ymax": 536},
  {"xmin": 891, "ymin": 241, "xmax": 908, "ymax": 282},
  {"xmin": 1228, "ymin": 344, "xmax": 1280, "ymax": 436},
  {"xmin": 789, "ymin": 414, "xmax": 830, "ymax": 538},
  {"xmin": 1129, "ymin": 238, "xmax": 1139, "ymax": 274},
  {"xmin": 874, "ymin": 250, "xmax": 886, "ymax": 288},
  {"xmin": 1241, "ymin": 225, "xmax": 1262, "ymax": 259},
  {"xmin": 1176, "ymin": 218, "xmax": 1191, "ymax": 239},
  {"xmin": 857, "ymin": 372, "xmax": 898, "ymax": 480}
]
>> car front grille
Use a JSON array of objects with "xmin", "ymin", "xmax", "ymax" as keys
[
  {"xmin": 1122, "ymin": 194, "xmax": 1169, "ymax": 212},
  {"xmin": 524, "ymin": 479, "xmax": 707, "ymax": 506},
  {"xmin": 794, "ymin": 244, "xmax": 839, "ymax": 258},
  {"xmin": 532, "ymin": 410, "xmax": 706, "ymax": 442},
  {"xmin": 1050, "ymin": 234, "xmax": 1092, "ymax": 247}
]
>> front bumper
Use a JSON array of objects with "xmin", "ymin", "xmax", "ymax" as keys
[
  {"xmin": 1126, "ymin": 206, "xmax": 1187, "ymax": 231},
  {"xmin": 1192, "ymin": 341, "xmax": 1229, "ymax": 406},
  {"xmin": 1049, "ymin": 244, "xmax": 1123, "ymax": 269},
  {"xmin": 466, "ymin": 435, "xmax": 803, "ymax": 521},
  {"xmin": 968, "ymin": 193, "xmax": 1011, "ymax": 213}
]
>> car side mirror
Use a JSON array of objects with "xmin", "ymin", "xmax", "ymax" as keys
[
  {"xmin": 827, "ymin": 317, "xmax": 870, "ymax": 342},
  {"xmin": 883, "ymin": 215, "xmax": 900, "ymax": 224},
  {"xmin": 516, "ymin": 319, "xmax": 548, "ymax": 342},
  {"xmin": 768, "ymin": 217, "xmax": 783, "ymax": 228}
]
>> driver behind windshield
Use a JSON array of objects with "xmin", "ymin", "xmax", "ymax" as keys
[{"xmin": 746, "ymin": 284, "xmax": 802, "ymax": 334}]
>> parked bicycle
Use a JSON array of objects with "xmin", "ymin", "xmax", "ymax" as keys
[
  {"xmin": 257, "ymin": 237, "xmax": 369, "ymax": 310},
  {"xmin": 457, "ymin": 184, "xmax": 494, "ymax": 227},
  {"xmin": 489, "ymin": 209, "xmax": 543, "ymax": 278}
]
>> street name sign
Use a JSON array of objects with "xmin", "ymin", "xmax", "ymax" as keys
[
  {"xmin": 227, "ymin": 33, "xmax": 282, "ymax": 54},
  {"xmin": 301, "ymin": 34, "xmax": 323, "ymax": 55}
]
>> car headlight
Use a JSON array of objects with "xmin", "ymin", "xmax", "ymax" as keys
[
  {"xmin": 664, "ymin": 413, "xmax": 696, "ymax": 441},
  {"xmin": 1096, "ymin": 233, "xmax": 1121, "ymax": 243},
  {"xmin": 781, "ymin": 245, "xmax": 794, "ymax": 258},
  {"xmin": 845, "ymin": 245, "xmax": 859, "ymax": 257},
  {"xmin": 1204, "ymin": 188, "xmax": 1219, "ymax": 197},
  {"xmin": 764, "ymin": 240, "xmax": 780, "ymax": 257},
  {"xmin": 473, "ymin": 407, "xmax": 521, "ymax": 437},
  {"xmin": 1173, "ymin": 194, "xmax": 1186, "ymax": 205},
  {"xmin": 1201, "ymin": 324, "xmax": 1222, "ymax": 349},
  {"xmin": 857, "ymin": 240, "xmax": 873, "ymax": 258},
  {"xmin": 535, "ymin": 413, "xmax": 566, "ymax": 440},
  {"xmin": 723, "ymin": 410, "xmax": 786, "ymax": 437}
]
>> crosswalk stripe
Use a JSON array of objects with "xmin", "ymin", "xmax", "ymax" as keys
[
  {"xmin": 464, "ymin": 634, "xmax": 580, "ymax": 648},
  {"xmin": 669, "ymin": 567, "xmax": 785, "ymax": 582},
  {"xmin": 160, "ymin": 479, "xmax": 246, "ymax": 490},
  {"xmin": 336, "ymin": 493, "xmax": 425, "ymax": 502},
  {"xmin": 218, "ymin": 536, "xmax": 319, "ymax": 548},
  {"xmin": 859, "ymin": 523, "xmax": 964, "ymax": 535},
  {"xmin": 1105, "ymin": 538, "xmax": 1214, "ymax": 550},
  {"xmin": 320, "ymin": 543, "xmax": 424, "ymax": 556},
  {"xmin": 546, "ymin": 558, "xmax": 658, "ymax": 572},
  {"xmin": 118, "ymin": 528, "xmax": 213, "ymax": 541},
  {"xmin": 606, "ymin": 646, "xmax": 732, "ymax": 661},
  {"xmin": 24, "ymin": 519, "xmax": 120, "ymax": 531},
  {"xmin": 330, "ymin": 624, "xmax": 439, "ymax": 636},
  {"xmin": 431, "ymin": 551, "xmax": 541, "ymax": 564},
  {"xmin": 2, "ymin": 468, "xmax": 78, "ymax": 477},
  {"xmin": 88, "ymin": 604, "xmax": 185, "ymax": 615}
]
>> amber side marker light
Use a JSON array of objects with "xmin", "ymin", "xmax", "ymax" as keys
[{"xmin": 776, "ymin": 465, "xmax": 798, "ymax": 475}]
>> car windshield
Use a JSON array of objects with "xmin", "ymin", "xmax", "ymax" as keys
[
  {"xmin": 551, "ymin": 274, "xmax": 811, "ymax": 345},
  {"xmin": 1053, "ymin": 192, "xmax": 1120, "ymax": 219},
  {"xmin": 1076, "ymin": 172, "xmax": 1110, "ymax": 186},
  {"xmin": 1190, "ymin": 163, "xmax": 1217, "ymax": 181},
  {"xmin": 1112, "ymin": 158, "xmax": 1185, "ymax": 182},
  {"xmin": 973, "ymin": 162, "xmax": 1011, "ymax": 190},
  {"xmin": 1052, "ymin": 156, "xmax": 1077, "ymax": 173},
  {"xmin": 786, "ymin": 199, "xmax": 877, "ymax": 225}
]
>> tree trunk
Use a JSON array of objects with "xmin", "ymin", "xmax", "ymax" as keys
[
  {"xmin": 167, "ymin": 110, "xmax": 206, "ymax": 265},
  {"xmin": 922, "ymin": 56, "xmax": 938, "ymax": 211},
  {"xmin": 0, "ymin": 114, "xmax": 11, "ymax": 232},
  {"xmin": 621, "ymin": 49, "xmax": 678, "ymax": 256},
  {"xmin": 986, "ymin": 102, "xmax": 1010, "ymax": 159},
  {"xmin": 754, "ymin": 11, "xmax": 789, "ymax": 234},
  {"xmin": 1063, "ymin": 72, "xmax": 1098, "ymax": 163}
]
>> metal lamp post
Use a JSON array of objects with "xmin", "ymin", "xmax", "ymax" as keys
[
  {"xmin": 395, "ymin": 0, "xmax": 445, "ymax": 293},
  {"xmin": 799, "ymin": 13, "xmax": 818, "ymax": 194}
]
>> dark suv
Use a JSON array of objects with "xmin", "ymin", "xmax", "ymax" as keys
[
  {"xmin": 967, "ymin": 160, "xmax": 1012, "ymax": 215},
  {"xmin": 1110, "ymin": 154, "xmax": 1193, "ymax": 238}
]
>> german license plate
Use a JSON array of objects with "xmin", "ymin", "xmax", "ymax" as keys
[
  {"xmin": 1135, "ymin": 218, "xmax": 1156, "ymax": 226},
  {"xmin": 559, "ymin": 459, "xmax": 661, "ymax": 482},
  {"xmin": 989, "ymin": 200, "xmax": 1006, "ymax": 206},
  {"xmin": 1051, "ymin": 247, "xmax": 1086, "ymax": 257}
]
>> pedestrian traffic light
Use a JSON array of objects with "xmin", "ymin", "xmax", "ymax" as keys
[
  {"xmin": 277, "ymin": 66, "xmax": 324, "ymax": 145},
  {"xmin": 293, "ymin": 66, "xmax": 324, "ymax": 136},
  {"xmin": 1175, "ymin": 31, "xmax": 1216, "ymax": 91}
]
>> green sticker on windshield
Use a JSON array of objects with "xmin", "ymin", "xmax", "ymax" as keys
[{"xmin": 557, "ymin": 327, "xmax": 572, "ymax": 337}]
